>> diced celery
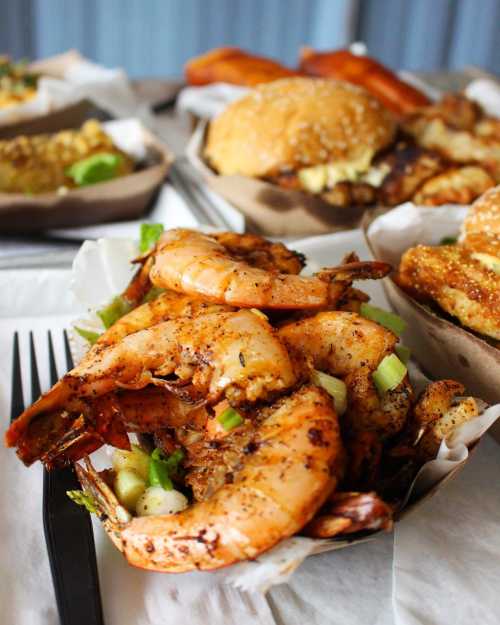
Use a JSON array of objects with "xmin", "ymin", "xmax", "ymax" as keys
[
  {"xmin": 114, "ymin": 469, "xmax": 147, "ymax": 512},
  {"xmin": 395, "ymin": 344, "xmax": 411, "ymax": 364},
  {"xmin": 136, "ymin": 485, "xmax": 188, "ymax": 517},
  {"xmin": 97, "ymin": 295, "xmax": 132, "ymax": 329},
  {"xmin": 360, "ymin": 303, "xmax": 406, "ymax": 336},
  {"xmin": 312, "ymin": 370, "xmax": 347, "ymax": 415},
  {"xmin": 217, "ymin": 407, "xmax": 243, "ymax": 431},
  {"xmin": 139, "ymin": 223, "xmax": 164, "ymax": 253},
  {"xmin": 372, "ymin": 354, "xmax": 407, "ymax": 394},
  {"xmin": 112, "ymin": 444, "xmax": 151, "ymax": 481},
  {"xmin": 74, "ymin": 326, "xmax": 101, "ymax": 345}
]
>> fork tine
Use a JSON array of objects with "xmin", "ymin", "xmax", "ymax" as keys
[
  {"xmin": 29, "ymin": 331, "xmax": 41, "ymax": 404},
  {"xmin": 10, "ymin": 332, "xmax": 24, "ymax": 422},
  {"xmin": 63, "ymin": 329, "xmax": 74, "ymax": 370},
  {"xmin": 47, "ymin": 331, "xmax": 59, "ymax": 386}
]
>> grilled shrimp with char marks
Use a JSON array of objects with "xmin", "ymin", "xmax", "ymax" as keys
[
  {"xmin": 149, "ymin": 229, "xmax": 391, "ymax": 310},
  {"xmin": 6, "ymin": 310, "xmax": 297, "ymax": 463},
  {"xmin": 279, "ymin": 311, "xmax": 412, "ymax": 435},
  {"xmin": 76, "ymin": 385, "xmax": 342, "ymax": 572}
]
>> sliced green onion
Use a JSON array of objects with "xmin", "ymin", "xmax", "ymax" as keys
[
  {"xmin": 139, "ymin": 223, "xmax": 164, "ymax": 253},
  {"xmin": 312, "ymin": 370, "xmax": 347, "ymax": 415},
  {"xmin": 142, "ymin": 286, "xmax": 166, "ymax": 303},
  {"xmin": 439, "ymin": 236, "xmax": 458, "ymax": 246},
  {"xmin": 217, "ymin": 407, "xmax": 243, "ymax": 431},
  {"xmin": 360, "ymin": 303, "xmax": 406, "ymax": 337},
  {"xmin": 97, "ymin": 295, "xmax": 132, "ymax": 329},
  {"xmin": 147, "ymin": 448, "xmax": 185, "ymax": 491},
  {"xmin": 74, "ymin": 326, "xmax": 101, "ymax": 345},
  {"xmin": 395, "ymin": 344, "xmax": 411, "ymax": 364},
  {"xmin": 66, "ymin": 490, "xmax": 98, "ymax": 514},
  {"xmin": 66, "ymin": 152, "xmax": 123, "ymax": 187},
  {"xmin": 372, "ymin": 354, "xmax": 407, "ymax": 394}
]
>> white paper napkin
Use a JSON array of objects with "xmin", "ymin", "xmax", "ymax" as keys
[{"xmin": 0, "ymin": 54, "xmax": 146, "ymax": 126}]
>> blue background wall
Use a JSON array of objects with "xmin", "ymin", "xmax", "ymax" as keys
[{"xmin": 1, "ymin": 0, "xmax": 499, "ymax": 77}]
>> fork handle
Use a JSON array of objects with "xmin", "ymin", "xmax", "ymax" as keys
[{"xmin": 43, "ymin": 467, "xmax": 105, "ymax": 625}]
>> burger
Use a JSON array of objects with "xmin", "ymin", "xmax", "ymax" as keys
[{"xmin": 204, "ymin": 77, "xmax": 397, "ymax": 207}]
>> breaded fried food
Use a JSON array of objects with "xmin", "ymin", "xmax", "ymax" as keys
[
  {"xmin": 412, "ymin": 166, "xmax": 494, "ymax": 206},
  {"xmin": 462, "ymin": 185, "xmax": 500, "ymax": 238},
  {"xmin": 403, "ymin": 95, "xmax": 500, "ymax": 182},
  {"xmin": 378, "ymin": 143, "xmax": 444, "ymax": 206},
  {"xmin": 0, "ymin": 119, "xmax": 134, "ymax": 194},
  {"xmin": 185, "ymin": 46, "xmax": 299, "ymax": 87},
  {"xmin": 396, "ymin": 244, "xmax": 500, "ymax": 340},
  {"xmin": 407, "ymin": 94, "xmax": 481, "ymax": 131}
]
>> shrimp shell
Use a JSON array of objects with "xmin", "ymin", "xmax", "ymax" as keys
[
  {"xmin": 6, "ymin": 310, "xmax": 297, "ymax": 451},
  {"xmin": 149, "ymin": 229, "xmax": 330, "ymax": 309},
  {"xmin": 76, "ymin": 385, "xmax": 342, "ymax": 572}
]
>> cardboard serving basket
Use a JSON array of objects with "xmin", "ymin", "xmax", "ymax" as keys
[
  {"xmin": 0, "ymin": 122, "xmax": 172, "ymax": 233},
  {"xmin": 186, "ymin": 120, "xmax": 379, "ymax": 237},
  {"xmin": 363, "ymin": 206, "xmax": 500, "ymax": 407},
  {"xmin": 0, "ymin": 51, "xmax": 97, "ymax": 138}
]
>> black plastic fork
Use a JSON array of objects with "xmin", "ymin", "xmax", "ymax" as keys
[{"xmin": 10, "ymin": 331, "xmax": 105, "ymax": 625}]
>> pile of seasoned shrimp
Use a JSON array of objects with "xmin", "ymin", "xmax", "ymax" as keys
[{"xmin": 5, "ymin": 229, "xmax": 482, "ymax": 573}]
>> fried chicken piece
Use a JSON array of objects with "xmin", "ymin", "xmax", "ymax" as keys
[
  {"xmin": 184, "ymin": 47, "xmax": 299, "ymax": 87},
  {"xmin": 396, "ymin": 244, "xmax": 500, "ymax": 340},
  {"xmin": 475, "ymin": 118, "xmax": 500, "ymax": 141},
  {"xmin": 403, "ymin": 116, "xmax": 500, "ymax": 182},
  {"xmin": 407, "ymin": 94, "xmax": 482, "ymax": 131},
  {"xmin": 378, "ymin": 143, "xmax": 444, "ymax": 206},
  {"xmin": 412, "ymin": 166, "xmax": 494, "ymax": 206},
  {"xmin": 321, "ymin": 181, "xmax": 377, "ymax": 207}
]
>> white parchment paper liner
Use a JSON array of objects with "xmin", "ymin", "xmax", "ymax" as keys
[
  {"xmin": 70, "ymin": 236, "xmax": 500, "ymax": 592},
  {"xmin": 0, "ymin": 50, "xmax": 146, "ymax": 126}
]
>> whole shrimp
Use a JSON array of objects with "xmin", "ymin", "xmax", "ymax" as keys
[
  {"xmin": 149, "ymin": 229, "xmax": 391, "ymax": 309},
  {"xmin": 6, "ymin": 310, "xmax": 297, "ymax": 466},
  {"xmin": 279, "ymin": 311, "xmax": 413, "ymax": 436},
  {"xmin": 75, "ymin": 385, "xmax": 343, "ymax": 572}
]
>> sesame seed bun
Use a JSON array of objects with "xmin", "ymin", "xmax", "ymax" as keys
[
  {"xmin": 462, "ymin": 184, "xmax": 500, "ymax": 237},
  {"xmin": 204, "ymin": 77, "xmax": 396, "ymax": 177}
]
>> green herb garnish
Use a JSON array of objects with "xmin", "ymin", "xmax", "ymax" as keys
[
  {"xmin": 97, "ymin": 295, "xmax": 132, "ymax": 329},
  {"xmin": 395, "ymin": 344, "xmax": 411, "ymax": 365},
  {"xmin": 360, "ymin": 303, "xmax": 406, "ymax": 337},
  {"xmin": 439, "ymin": 236, "xmax": 458, "ymax": 246},
  {"xmin": 66, "ymin": 490, "xmax": 98, "ymax": 514},
  {"xmin": 74, "ymin": 326, "xmax": 101, "ymax": 345},
  {"xmin": 142, "ymin": 286, "xmax": 166, "ymax": 304},
  {"xmin": 148, "ymin": 448, "xmax": 184, "ymax": 491},
  {"xmin": 66, "ymin": 152, "xmax": 123, "ymax": 187},
  {"xmin": 217, "ymin": 407, "xmax": 243, "ymax": 431},
  {"xmin": 139, "ymin": 223, "xmax": 164, "ymax": 253}
]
